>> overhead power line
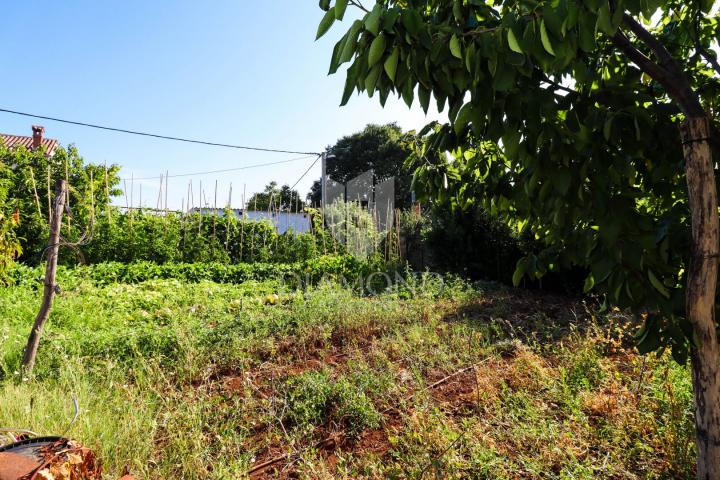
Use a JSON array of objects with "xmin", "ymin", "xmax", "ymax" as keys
[
  {"xmin": 0, "ymin": 107, "xmax": 321, "ymax": 156},
  {"xmin": 290, "ymin": 155, "xmax": 322, "ymax": 191},
  {"xmin": 122, "ymin": 155, "xmax": 317, "ymax": 181}
]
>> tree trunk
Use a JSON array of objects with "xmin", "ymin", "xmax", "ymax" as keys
[
  {"xmin": 680, "ymin": 117, "xmax": 720, "ymax": 480},
  {"xmin": 21, "ymin": 179, "xmax": 67, "ymax": 375}
]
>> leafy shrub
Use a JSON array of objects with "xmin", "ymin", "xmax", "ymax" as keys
[
  {"xmin": 282, "ymin": 369, "xmax": 380, "ymax": 437},
  {"xmin": 560, "ymin": 345, "xmax": 605, "ymax": 394},
  {"xmin": 81, "ymin": 211, "xmax": 343, "ymax": 266},
  {"xmin": 0, "ymin": 142, "xmax": 122, "ymax": 264},
  {"xmin": 7, "ymin": 255, "xmax": 374, "ymax": 288},
  {"xmin": 324, "ymin": 200, "xmax": 383, "ymax": 260}
]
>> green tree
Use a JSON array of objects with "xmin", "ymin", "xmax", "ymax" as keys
[
  {"xmin": 308, "ymin": 123, "xmax": 414, "ymax": 208},
  {"xmin": 319, "ymin": 0, "xmax": 720, "ymax": 475},
  {"xmin": 0, "ymin": 161, "xmax": 21, "ymax": 280},
  {"xmin": 0, "ymin": 142, "xmax": 121, "ymax": 263},
  {"xmin": 247, "ymin": 181, "xmax": 305, "ymax": 211}
]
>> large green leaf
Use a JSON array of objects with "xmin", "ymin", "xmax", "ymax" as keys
[
  {"xmin": 340, "ymin": 63, "xmax": 358, "ymax": 106},
  {"xmin": 340, "ymin": 20, "xmax": 363, "ymax": 63},
  {"xmin": 454, "ymin": 103, "xmax": 473, "ymax": 135},
  {"xmin": 418, "ymin": 83, "xmax": 431, "ymax": 113},
  {"xmin": 384, "ymin": 47, "xmax": 400, "ymax": 82},
  {"xmin": 316, "ymin": 9, "xmax": 336, "ymax": 40},
  {"xmin": 648, "ymin": 269, "xmax": 670, "ymax": 298},
  {"xmin": 507, "ymin": 28, "xmax": 523, "ymax": 54},
  {"xmin": 596, "ymin": 3, "xmax": 614, "ymax": 35},
  {"xmin": 368, "ymin": 34, "xmax": 386, "ymax": 67},
  {"xmin": 328, "ymin": 35, "xmax": 346, "ymax": 74},
  {"xmin": 540, "ymin": 20, "xmax": 556, "ymax": 56},
  {"xmin": 365, "ymin": 4, "xmax": 382, "ymax": 36},
  {"xmin": 365, "ymin": 63, "xmax": 382, "ymax": 95},
  {"xmin": 450, "ymin": 34, "xmax": 463, "ymax": 59},
  {"xmin": 335, "ymin": 0, "xmax": 348, "ymax": 20}
]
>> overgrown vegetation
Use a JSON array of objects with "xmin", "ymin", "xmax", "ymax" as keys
[
  {"xmin": 7, "ymin": 255, "xmax": 374, "ymax": 288},
  {"xmin": 0, "ymin": 270, "xmax": 695, "ymax": 478},
  {"xmin": 320, "ymin": 0, "xmax": 720, "ymax": 473},
  {"xmin": 81, "ymin": 210, "xmax": 344, "ymax": 265},
  {"xmin": 0, "ymin": 141, "xmax": 122, "ymax": 264}
]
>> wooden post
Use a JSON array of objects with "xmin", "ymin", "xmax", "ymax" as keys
[{"xmin": 22, "ymin": 180, "xmax": 67, "ymax": 375}]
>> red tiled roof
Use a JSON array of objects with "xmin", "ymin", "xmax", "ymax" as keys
[{"xmin": 0, "ymin": 134, "xmax": 59, "ymax": 155}]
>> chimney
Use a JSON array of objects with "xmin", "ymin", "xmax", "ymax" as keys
[{"xmin": 32, "ymin": 125, "xmax": 44, "ymax": 149}]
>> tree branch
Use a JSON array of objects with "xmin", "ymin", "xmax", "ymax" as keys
[
  {"xmin": 691, "ymin": 10, "xmax": 720, "ymax": 77},
  {"xmin": 348, "ymin": 0, "xmax": 369, "ymax": 13},
  {"xmin": 620, "ymin": 14, "xmax": 705, "ymax": 117}
]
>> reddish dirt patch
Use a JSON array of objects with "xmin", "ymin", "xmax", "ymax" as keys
[{"xmin": 429, "ymin": 370, "xmax": 480, "ymax": 415}]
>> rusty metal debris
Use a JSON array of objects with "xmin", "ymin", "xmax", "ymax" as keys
[{"xmin": 0, "ymin": 436, "xmax": 101, "ymax": 480}]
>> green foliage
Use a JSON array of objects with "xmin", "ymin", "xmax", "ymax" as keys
[
  {"xmin": 78, "ymin": 210, "xmax": 344, "ymax": 265},
  {"xmin": 324, "ymin": 199, "xmax": 383, "ymax": 260},
  {"xmin": 307, "ymin": 123, "xmax": 414, "ymax": 208},
  {"xmin": 0, "ymin": 210, "xmax": 21, "ymax": 283},
  {"xmin": 319, "ymin": 0, "xmax": 720, "ymax": 361},
  {"xmin": 0, "ymin": 141, "xmax": 121, "ymax": 263},
  {"xmin": 0, "ymin": 161, "xmax": 21, "ymax": 281},
  {"xmin": 7, "ymin": 255, "xmax": 372, "ymax": 288},
  {"xmin": 281, "ymin": 369, "xmax": 381, "ymax": 437},
  {"xmin": 0, "ymin": 272, "xmax": 696, "ymax": 477}
]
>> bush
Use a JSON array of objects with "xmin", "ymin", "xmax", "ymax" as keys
[
  {"xmin": 281, "ymin": 369, "xmax": 380, "ymax": 437},
  {"xmin": 405, "ymin": 203, "xmax": 522, "ymax": 284},
  {"xmin": 81, "ymin": 211, "xmax": 343, "ymax": 265},
  {"xmin": 6, "ymin": 255, "xmax": 374, "ymax": 288}
]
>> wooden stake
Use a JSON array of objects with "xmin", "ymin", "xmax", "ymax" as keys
[
  {"xmin": 239, "ymin": 184, "xmax": 245, "ymax": 260},
  {"xmin": 46, "ymin": 164, "xmax": 52, "ymax": 224},
  {"xmin": 157, "ymin": 174, "xmax": 164, "ymax": 210},
  {"xmin": 104, "ymin": 161, "xmax": 111, "ymax": 226},
  {"xmin": 89, "ymin": 170, "xmax": 95, "ymax": 223},
  {"xmin": 251, "ymin": 193, "xmax": 257, "ymax": 261},
  {"xmin": 22, "ymin": 180, "xmax": 67, "ymax": 374},
  {"xmin": 28, "ymin": 167, "xmax": 42, "ymax": 219},
  {"xmin": 64, "ymin": 158, "xmax": 70, "ymax": 232},
  {"xmin": 213, "ymin": 179, "xmax": 218, "ymax": 247}
]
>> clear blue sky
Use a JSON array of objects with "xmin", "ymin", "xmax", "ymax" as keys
[{"xmin": 1, "ymin": 1, "xmax": 441, "ymax": 209}]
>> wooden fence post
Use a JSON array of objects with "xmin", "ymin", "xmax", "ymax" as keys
[{"xmin": 22, "ymin": 179, "xmax": 67, "ymax": 375}]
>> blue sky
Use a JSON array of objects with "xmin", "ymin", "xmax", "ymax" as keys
[{"xmin": 1, "ymin": 1, "xmax": 441, "ymax": 209}]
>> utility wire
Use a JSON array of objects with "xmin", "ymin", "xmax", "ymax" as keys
[
  {"xmin": 0, "ymin": 108, "xmax": 321, "ymax": 156},
  {"xmin": 290, "ymin": 154, "xmax": 322, "ymax": 191},
  {"xmin": 122, "ymin": 155, "xmax": 316, "ymax": 181}
]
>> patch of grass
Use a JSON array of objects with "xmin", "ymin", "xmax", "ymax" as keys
[
  {"xmin": 280, "ymin": 369, "xmax": 381, "ymax": 438},
  {"xmin": 0, "ymin": 270, "xmax": 697, "ymax": 479}
]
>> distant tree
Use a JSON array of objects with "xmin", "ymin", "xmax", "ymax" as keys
[
  {"xmin": 307, "ymin": 123, "xmax": 413, "ymax": 208},
  {"xmin": 247, "ymin": 181, "xmax": 305, "ymax": 211}
]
